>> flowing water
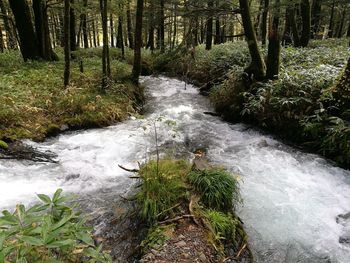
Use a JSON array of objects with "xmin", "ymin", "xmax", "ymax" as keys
[{"xmin": 0, "ymin": 76, "xmax": 350, "ymax": 262}]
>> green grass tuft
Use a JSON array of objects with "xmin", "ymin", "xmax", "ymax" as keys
[
  {"xmin": 136, "ymin": 159, "xmax": 192, "ymax": 225},
  {"xmin": 189, "ymin": 169, "xmax": 241, "ymax": 211},
  {"xmin": 0, "ymin": 140, "xmax": 8, "ymax": 150}
]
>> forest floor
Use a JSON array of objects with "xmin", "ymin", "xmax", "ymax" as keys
[{"xmin": 0, "ymin": 49, "xmax": 143, "ymax": 144}]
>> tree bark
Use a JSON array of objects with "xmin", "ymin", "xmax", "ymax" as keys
[
  {"xmin": 81, "ymin": 0, "xmax": 88, "ymax": 48},
  {"xmin": 126, "ymin": 0, "xmax": 134, "ymax": 49},
  {"xmin": 266, "ymin": 0, "xmax": 281, "ymax": 80},
  {"xmin": 311, "ymin": 0, "xmax": 321, "ymax": 38},
  {"xmin": 0, "ymin": 24, "xmax": 4, "ymax": 52},
  {"xmin": 110, "ymin": 13, "xmax": 115, "ymax": 47},
  {"xmin": 214, "ymin": 0, "xmax": 220, "ymax": 44},
  {"xmin": 261, "ymin": 0, "xmax": 269, "ymax": 46},
  {"xmin": 118, "ymin": 16, "xmax": 125, "ymax": 59},
  {"xmin": 239, "ymin": 0, "xmax": 266, "ymax": 80},
  {"xmin": 206, "ymin": 0, "xmax": 214, "ymax": 50},
  {"xmin": 328, "ymin": 0, "xmax": 335, "ymax": 38},
  {"xmin": 70, "ymin": 0, "xmax": 76, "ymax": 51},
  {"xmin": 9, "ymin": 0, "xmax": 40, "ymax": 61},
  {"xmin": 64, "ymin": 0, "xmax": 70, "ymax": 87},
  {"xmin": 132, "ymin": 0, "xmax": 144, "ymax": 83},
  {"xmin": 100, "ymin": 0, "xmax": 110, "ymax": 91},
  {"xmin": 337, "ymin": 8, "xmax": 347, "ymax": 38},
  {"xmin": 33, "ymin": 0, "xmax": 58, "ymax": 61},
  {"xmin": 0, "ymin": 0, "xmax": 16, "ymax": 49},
  {"xmin": 289, "ymin": 6, "xmax": 300, "ymax": 47},
  {"xmin": 159, "ymin": 0, "xmax": 165, "ymax": 52},
  {"xmin": 299, "ymin": 0, "xmax": 311, "ymax": 47},
  {"xmin": 147, "ymin": 0, "xmax": 155, "ymax": 51}
]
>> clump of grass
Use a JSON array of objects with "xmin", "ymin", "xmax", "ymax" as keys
[
  {"xmin": 136, "ymin": 159, "xmax": 191, "ymax": 224},
  {"xmin": 203, "ymin": 209, "xmax": 238, "ymax": 244},
  {"xmin": 189, "ymin": 168, "xmax": 241, "ymax": 211}
]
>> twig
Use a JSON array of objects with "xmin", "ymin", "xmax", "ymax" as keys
[
  {"xmin": 118, "ymin": 164, "xmax": 139, "ymax": 173},
  {"xmin": 156, "ymin": 203, "xmax": 181, "ymax": 218},
  {"xmin": 235, "ymin": 243, "xmax": 247, "ymax": 260},
  {"xmin": 158, "ymin": 215, "xmax": 194, "ymax": 225}
]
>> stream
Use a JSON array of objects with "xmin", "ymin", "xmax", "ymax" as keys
[{"xmin": 0, "ymin": 76, "xmax": 350, "ymax": 262}]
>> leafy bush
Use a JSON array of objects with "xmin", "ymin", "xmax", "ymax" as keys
[
  {"xmin": 189, "ymin": 169, "xmax": 241, "ymax": 211},
  {"xmin": 0, "ymin": 189, "xmax": 111, "ymax": 263},
  {"xmin": 136, "ymin": 159, "xmax": 191, "ymax": 224}
]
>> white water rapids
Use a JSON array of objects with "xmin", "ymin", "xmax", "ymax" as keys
[{"xmin": 0, "ymin": 76, "xmax": 349, "ymax": 262}]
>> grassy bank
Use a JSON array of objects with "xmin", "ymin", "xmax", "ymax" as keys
[
  {"xmin": 0, "ymin": 49, "xmax": 143, "ymax": 142},
  {"xmin": 136, "ymin": 159, "xmax": 252, "ymax": 262},
  {"xmin": 149, "ymin": 39, "xmax": 350, "ymax": 168}
]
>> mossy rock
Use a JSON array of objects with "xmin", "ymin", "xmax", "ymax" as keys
[{"xmin": 0, "ymin": 140, "xmax": 9, "ymax": 150}]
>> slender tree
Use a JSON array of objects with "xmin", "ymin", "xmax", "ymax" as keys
[
  {"xmin": 266, "ymin": 0, "xmax": 281, "ymax": 79},
  {"xmin": 64, "ymin": 0, "xmax": 70, "ymax": 86},
  {"xmin": 33, "ymin": 0, "xmax": 58, "ymax": 61},
  {"xmin": 100, "ymin": 0, "xmax": 110, "ymax": 90},
  {"xmin": 261, "ymin": 0, "xmax": 269, "ymax": 46},
  {"xmin": 132, "ymin": 0, "xmax": 144, "ymax": 83},
  {"xmin": 126, "ymin": 0, "xmax": 134, "ymax": 48},
  {"xmin": 239, "ymin": 0, "xmax": 266, "ymax": 80},
  {"xmin": 0, "ymin": 0, "xmax": 16, "ymax": 49},
  {"xmin": 81, "ymin": 0, "xmax": 89, "ymax": 48},
  {"xmin": 328, "ymin": 0, "xmax": 336, "ymax": 38},
  {"xmin": 206, "ymin": 0, "xmax": 214, "ymax": 50},
  {"xmin": 299, "ymin": 0, "xmax": 311, "ymax": 47},
  {"xmin": 70, "ymin": 0, "xmax": 76, "ymax": 51}
]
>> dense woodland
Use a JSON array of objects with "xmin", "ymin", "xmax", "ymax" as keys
[{"xmin": 0, "ymin": 1, "xmax": 350, "ymax": 262}]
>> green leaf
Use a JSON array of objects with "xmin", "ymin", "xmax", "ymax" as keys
[
  {"xmin": 0, "ymin": 251, "xmax": 4, "ymax": 263},
  {"xmin": 19, "ymin": 235, "xmax": 44, "ymax": 246},
  {"xmin": 52, "ymin": 189, "xmax": 63, "ymax": 203},
  {"xmin": 47, "ymin": 239, "xmax": 75, "ymax": 248},
  {"xmin": 37, "ymin": 194, "xmax": 51, "ymax": 204},
  {"xmin": 77, "ymin": 232, "xmax": 94, "ymax": 246},
  {"xmin": 0, "ymin": 232, "xmax": 5, "ymax": 250}
]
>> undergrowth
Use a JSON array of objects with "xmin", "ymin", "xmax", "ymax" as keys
[{"xmin": 0, "ymin": 49, "xmax": 141, "ymax": 142}]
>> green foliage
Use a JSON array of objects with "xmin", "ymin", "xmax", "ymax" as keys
[
  {"xmin": 189, "ymin": 169, "xmax": 241, "ymax": 211},
  {"xmin": 0, "ymin": 140, "xmax": 8, "ymax": 150},
  {"xmin": 0, "ymin": 189, "xmax": 112, "ymax": 263},
  {"xmin": 203, "ymin": 209, "xmax": 238, "ymax": 243},
  {"xmin": 136, "ymin": 159, "xmax": 191, "ymax": 225},
  {"xmin": 0, "ymin": 50, "xmax": 139, "ymax": 142},
  {"xmin": 203, "ymin": 39, "xmax": 350, "ymax": 167},
  {"xmin": 140, "ymin": 224, "xmax": 174, "ymax": 253}
]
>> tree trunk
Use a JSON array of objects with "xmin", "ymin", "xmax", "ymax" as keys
[
  {"xmin": 9, "ymin": 0, "xmax": 40, "ymax": 61},
  {"xmin": 347, "ymin": 16, "xmax": 350, "ymax": 38},
  {"xmin": 0, "ymin": 0, "xmax": 16, "ymax": 49},
  {"xmin": 282, "ymin": 7, "xmax": 292, "ymax": 45},
  {"xmin": 159, "ymin": 0, "xmax": 165, "ymax": 52},
  {"xmin": 64, "ymin": 0, "xmax": 70, "ymax": 87},
  {"xmin": 299, "ymin": 0, "xmax": 311, "ymax": 47},
  {"xmin": 311, "ymin": 0, "xmax": 321, "ymax": 38},
  {"xmin": 214, "ymin": 0, "xmax": 220, "ymax": 44},
  {"xmin": 92, "ymin": 18, "xmax": 97, "ymax": 47},
  {"xmin": 81, "ymin": 0, "xmax": 88, "ymax": 48},
  {"xmin": 172, "ymin": 2, "xmax": 177, "ymax": 49},
  {"xmin": 70, "ymin": 0, "xmax": 76, "ymax": 51},
  {"xmin": 0, "ymin": 24, "xmax": 4, "ymax": 52},
  {"xmin": 118, "ymin": 16, "xmax": 125, "ymax": 59},
  {"xmin": 328, "ymin": 0, "xmax": 335, "ymax": 38},
  {"xmin": 261, "ymin": 0, "xmax": 269, "ymax": 46},
  {"xmin": 126, "ymin": 0, "xmax": 134, "ymax": 49},
  {"xmin": 110, "ymin": 13, "xmax": 115, "ymax": 47},
  {"xmin": 266, "ymin": 0, "xmax": 281, "ymax": 80},
  {"xmin": 147, "ymin": 0, "xmax": 155, "ymax": 51},
  {"xmin": 206, "ymin": 0, "xmax": 214, "ymax": 50},
  {"xmin": 100, "ymin": 0, "xmax": 110, "ymax": 91},
  {"xmin": 33, "ymin": 0, "xmax": 58, "ymax": 61},
  {"xmin": 289, "ymin": 6, "xmax": 300, "ymax": 47},
  {"xmin": 337, "ymin": 8, "xmax": 347, "ymax": 38},
  {"xmin": 239, "ymin": 0, "xmax": 266, "ymax": 80},
  {"xmin": 132, "ymin": 0, "xmax": 144, "ymax": 83}
]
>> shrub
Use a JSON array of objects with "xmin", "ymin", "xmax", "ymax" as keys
[
  {"xmin": 188, "ymin": 169, "xmax": 241, "ymax": 211},
  {"xmin": 136, "ymin": 159, "xmax": 191, "ymax": 224},
  {"xmin": 0, "ymin": 189, "xmax": 111, "ymax": 263}
]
